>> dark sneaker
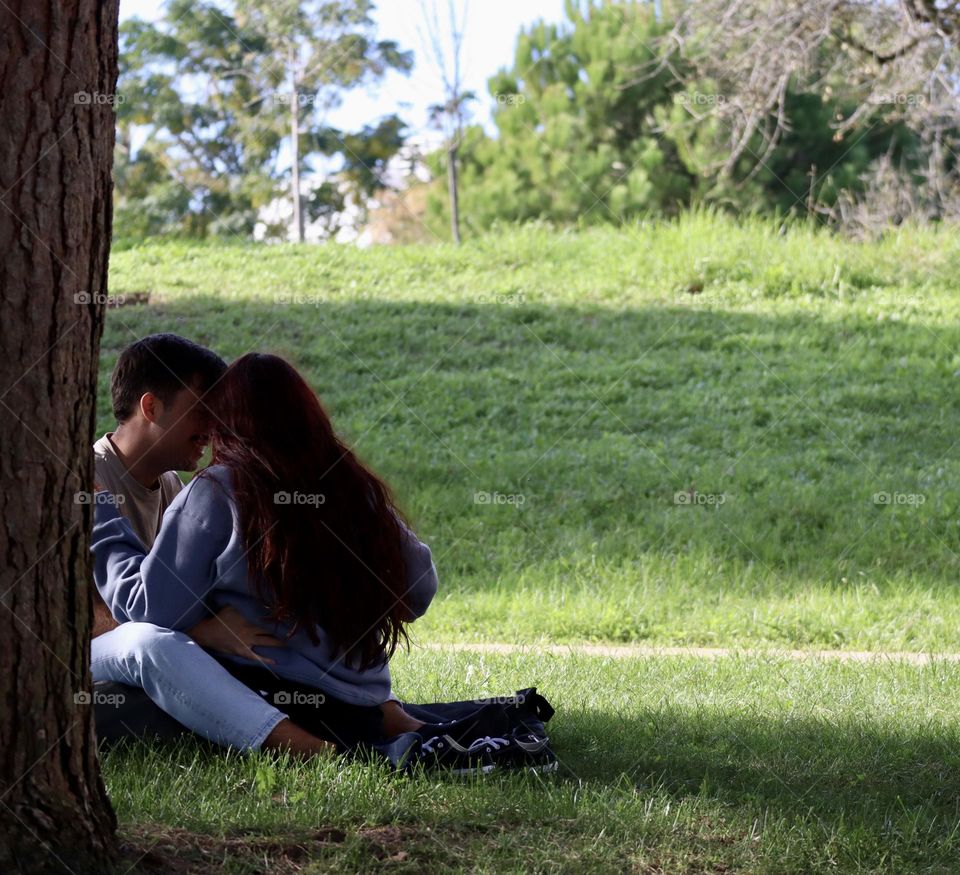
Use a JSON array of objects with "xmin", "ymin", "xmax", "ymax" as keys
[
  {"xmin": 413, "ymin": 703, "xmax": 510, "ymax": 747},
  {"xmin": 415, "ymin": 733, "xmax": 499, "ymax": 776},
  {"xmin": 499, "ymin": 731, "xmax": 559, "ymax": 773}
]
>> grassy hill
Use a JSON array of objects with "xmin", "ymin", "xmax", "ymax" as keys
[{"xmin": 107, "ymin": 212, "xmax": 960, "ymax": 652}]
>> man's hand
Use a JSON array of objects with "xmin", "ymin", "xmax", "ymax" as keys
[
  {"xmin": 92, "ymin": 595, "xmax": 120, "ymax": 637},
  {"xmin": 188, "ymin": 605, "xmax": 285, "ymax": 665}
]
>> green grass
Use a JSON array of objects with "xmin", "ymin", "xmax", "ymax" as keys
[
  {"xmin": 106, "ymin": 212, "xmax": 960, "ymax": 652},
  {"xmin": 104, "ymin": 649, "xmax": 960, "ymax": 873},
  {"xmin": 101, "ymin": 212, "xmax": 960, "ymax": 872}
]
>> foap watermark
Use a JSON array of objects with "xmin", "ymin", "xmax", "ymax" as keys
[
  {"xmin": 74, "ymin": 490, "xmax": 125, "ymax": 506},
  {"xmin": 674, "ymin": 490, "xmax": 726, "ymax": 507},
  {"xmin": 873, "ymin": 491, "xmax": 926, "ymax": 507},
  {"xmin": 868, "ymin": 92, "xmax": 926, "ymax": 107},
  {"xmin": 273, "ymin": 690, "xmax": 326, "ymax": 707},
  {"xmin": 675, "ymin": 91, "xmax": 727, "ymax": 108},
  {"xmin": 495, "ymin": 92, "xmax": 525, "ymax": 106},
  {"xmin": 476, "ymin": 291, "xmax": 526, "ymax": 306},
  {"xmin": 471, "ymin": 693, "xmax": 525, "ymax": 705},
  {"xmin": 474, "ymin": 490, "xmax": 525, "ymax": 507},
  {"xmin": 274, "ymin": 292, "xmax": 326, "ymax": 308},
  {"xmin": 274, "ymin": 491, "xmax": 326, "ymax": 506},
  {"xmin": 272, "ymin": 92, "xmax": 323, "ymax": 106},
  {"xmin": 74, "ymin": 91, "xmax": 125, "ymax": 106},
  {"xmin": 74, "ymin": 290, "xmax": 126, "ymax": 306},
  {"xmin": 74, "ymin": 689, "xmax": 126, "ymax": 708}
]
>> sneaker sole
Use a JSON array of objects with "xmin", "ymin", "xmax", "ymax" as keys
[{"xmin": 451, "ymin": 762, "xmax": 497, "ymax": 776}]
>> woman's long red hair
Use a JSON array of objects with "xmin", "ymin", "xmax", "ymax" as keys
[{"xmin": 204, "ymin": 353, "xmax": 411, "ymax": 671}]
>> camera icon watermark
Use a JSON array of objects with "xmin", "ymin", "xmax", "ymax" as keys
[
  {"xmin": 472, "ymin": 693, "xmax": 526, "ymax": 705},
  {"xmin": 674, "ymin": 490, "xmax": 726, "ymax": 507},
  {"xmin": 73, "ymin": 91, "xmax": 125, "ymax": 106},
  {"xmin": 74, "ymin": 690, "xmax": 126, "ymax": 708},
  {"xmin": 273, "ymin": 690, "xmax": 326, "ymax": 707},
  {"xmin": 74, "ymin": 291, "xmax": 126, "ymax": 306},
  {"xmin": 873, "ymin": 491, "xmax": 926, "ymax": 506},
  {"xmin": 474, "ymin": 490, "xmax": 526, "ymax": 507},
  {"xmin": 476, "ymin": 292, "xmax": 525, "ymax": 305},
  {"xmin": 274, "ymin": 292, "xmax": 326, "ymax": 307},
  {"xmin": 74, "ymin": 491, "xmax": 125, "ymax": 506},
  {"xmin": 274, "ymin": 491, "xmax": 326, "ymax": 506},
  {"xmin": 674, "ymin": 91, "xmax": 727, "ymax": 107},
  {"xmin": 272, "ymin": 92, "xmax": 321, "ymax": 106},
  {"xmin": 868, "ymin": 92, "xmax": 925, "ymax": 106}
]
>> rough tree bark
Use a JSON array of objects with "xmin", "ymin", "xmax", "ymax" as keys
[{"xmin": 0, "ymin": 2, "xmax": 121, "ymax": 872}]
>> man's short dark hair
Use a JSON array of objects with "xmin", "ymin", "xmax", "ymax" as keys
[{"xmin": 111, "ymin": 334, "xmax": 227, "ymax": 422}]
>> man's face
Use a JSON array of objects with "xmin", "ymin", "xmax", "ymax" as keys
[{"xmin": 148, "ymin": 381, "xmax": 214, "ymax": 472}]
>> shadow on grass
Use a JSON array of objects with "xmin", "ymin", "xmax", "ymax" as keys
[
  {"xmin": 102, "ymin": 701, "xmax": 960, "ymax": 872},
  {"xmin": 557, "ymin": 705, "xmax": 960, "ymax": 828},
  {"xmin": 101, "ymin": 295, "xmax": 960, "ymax": 590}
]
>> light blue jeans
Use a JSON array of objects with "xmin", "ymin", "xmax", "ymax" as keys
[{"xmin": 91, "ymin": 622, "xmax": 287, "ymax": 750}]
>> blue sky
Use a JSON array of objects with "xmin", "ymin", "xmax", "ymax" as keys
[{"xmin": 118, "ymin": 0, "xmax": 568, "ymax": 141}]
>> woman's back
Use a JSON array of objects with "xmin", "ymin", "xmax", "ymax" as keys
[{"xmin": 92, "ymin": 462, "xmax": 439, "ymax": 707}]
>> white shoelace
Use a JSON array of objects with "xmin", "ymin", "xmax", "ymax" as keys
[
  {"xmin": 466, "ymin": 735, "xmax": 511, "ymax": 752},
  {"xmin": 420, "ymin": 735, "xmax": 442, "ymax": 754},
  {"xmin": 420, "ymin": 734, "xmax": 511, "ymax": 755}
]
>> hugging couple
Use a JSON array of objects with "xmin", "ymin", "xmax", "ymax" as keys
[{"xmin": 90, "ymin": 334, "xmax": 556, "ymax": 774}]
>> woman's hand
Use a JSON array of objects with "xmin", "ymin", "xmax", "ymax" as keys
[{"xmin": 188, "ymin": 605, "xmax": 285, "ymax": 665}]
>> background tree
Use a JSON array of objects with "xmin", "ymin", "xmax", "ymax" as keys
[
  {"xmin": 421, "ymin": 0, "xmax": 474, "ymax": 243},
  {"xmin": 115, "ymin": 0, "xmax": 412, "ymax": 241},
  {"xmin": 235, "ymin": 0, "xmax": 413, "ymax": 241},
  {"xmin": 421, "ymin": 0, "xmax": 937, "ymax": 232},
  {"xmin": 0, "ymin": 1, "xmax": 120, "ymax": 871},
  {"xmin": 658, "ymin": 0, "xmax": 960, "ymax": 225},
  {"xmin": 426, "ymin": 1, "xmax": 695, "ymax": 232}
]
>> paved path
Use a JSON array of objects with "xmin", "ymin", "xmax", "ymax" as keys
[{"xmin": 418, "ymin": 641, "xmax": 960, "ymax": 665}]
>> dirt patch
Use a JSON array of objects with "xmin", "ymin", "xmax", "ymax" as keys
[{"xmin": 118, "ymin": 823, "xmax": 373, "ymax": 874}]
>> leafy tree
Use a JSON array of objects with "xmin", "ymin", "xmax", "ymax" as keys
[
  {"xmin": 660, "ymin": 0, "xmax": 958, "ymax": 224},
  {"xmin": 421, "ymin": 0, "xmax": 932, "ymax": 233},
  {"xmin": 658, "ymin": 83, "xmax": 924, "ymax": 217},
  {"xmin": 426, "ymin": 1, "xmax": 695, "ymax": 235},
  {"xmin": 114, "ymin": 0, "xmax": 412, "ymax": 240}
]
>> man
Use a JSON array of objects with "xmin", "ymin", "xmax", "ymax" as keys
[{"xmin": 91, "ymin": 333, "xmax": 348, "ymax": 755}]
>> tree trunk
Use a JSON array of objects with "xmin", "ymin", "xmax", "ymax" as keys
[
  {"xmin": 0, "ymin": 2, "xmax": 120, "ymax": 872},
  {"xmin": 447, "ymin": 140, "xmax": 461, "ymax": 244},
  {"xmin": 290, "ymin": 50, "xmax": 304, "ymax": 244}
]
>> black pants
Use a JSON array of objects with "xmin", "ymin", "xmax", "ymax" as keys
[{"xmin": 215, "ymin": 659, "xmax": 386, "ymax": 751}]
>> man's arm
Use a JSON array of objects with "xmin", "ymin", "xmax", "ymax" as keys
[
  {"xmin": 91, "ymin": 480, "xmax": 227, "ymax": 630},
  {"xmin": 90, "ymin": 481, "xmax": 121, "ymax": 637},
  {"xmin": 91, "ymin": 478, "xmax": 286, "ymax": 662}
]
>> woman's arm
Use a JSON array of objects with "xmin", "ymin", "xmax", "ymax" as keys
[
  {"xmin": 398, "ymin": 521, "xmax": 439, "ymax": 621},
  {"xmin": 91, "ymin": 477, "xmax": 232, "ymax": 630}
]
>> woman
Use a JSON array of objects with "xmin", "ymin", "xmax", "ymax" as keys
[{"xmin": 93, "ymin": 353, "xmax": 469, "ymax": 755}]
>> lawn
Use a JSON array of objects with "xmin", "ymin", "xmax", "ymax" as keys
[
  {"xmin": 101, "ymin": 212, "xmax": 960, "ymax": 872},
  {"xmin": 106, "ymin": 212, "xmax": 960, "ymax": 652},
  {"xmin": 105, "ymin": 649, "xmax": 960, "ymax": 873}
]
